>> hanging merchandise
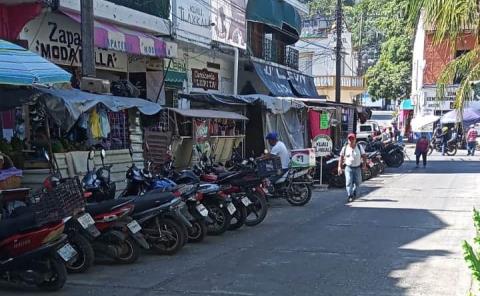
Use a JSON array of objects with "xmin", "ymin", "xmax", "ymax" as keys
[
  {"xmin": 195, "ymin": 119, "xmax": 208, "ymax": 142},
  {"xmin": 98, "ymin": 109, "xmax": 111, "ymax": 138},
  {"xmin": 78, "ymin": 113, "xmax": 89, "ymax": 129},
  {"xmin": 90, "ymin": 109, "xmax": 102, "ymax": 139}
]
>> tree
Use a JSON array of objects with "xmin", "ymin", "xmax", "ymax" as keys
[
  {"xmin": 407, "ymin": 0, "xmax": 480, "ymax": 111},
  {"xmin": 365, "ymin": 36, "xmax": 412, "ymax": 100}
]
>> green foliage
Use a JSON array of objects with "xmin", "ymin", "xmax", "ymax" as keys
[
  {"xmin": 365, "ymin": 36, "xmax": 412, "ymax": 100},
  {"xmin": 463, "ymin": 209, "xmax": 480, "ymax": 293}
]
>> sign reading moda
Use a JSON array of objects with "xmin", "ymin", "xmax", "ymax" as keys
[
  {"xmin": 211, "ymin": 0, "xmax": 246, "ymax": 49},
  {"xmin": 192, "ymin": 68, "xmax": 219, "ymax": 90},
  {"xmin": 312, "ymin": 135, "xmax": 333, "ymax": 157},
  {"xmin": 20, "ymin": 12, "xmax": 128, "ymax": 72}
]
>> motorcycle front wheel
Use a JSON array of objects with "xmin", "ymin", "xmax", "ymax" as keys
[
  {"xmin": 187, "ymin": 220, "xmax": 207, "ymax": 243},
  {"xmin": 36, "ymin": 257, "xmax": 67, "ymax": 291},
  {"xmin": 447, "ymin": 146, "xmax": 458, "ymax": 156},
  {"xmin": 286, "ymin": 183, "xmax": 312, "ymax": 206},
  {"xmin": 115, "ymin": 236, "xmax": 140, "ymax": 264},
  {"xmin": 205, "ymin": 202, "xmax": 231, "ymax": 235},
  {"xmin": 228, "ymin": 202, "xmax": 247, "ymax": 230}
]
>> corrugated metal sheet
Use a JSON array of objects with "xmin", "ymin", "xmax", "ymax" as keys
[{"xmin": 170, "ymin": 108, "xmax": 248, "ymax": 120}]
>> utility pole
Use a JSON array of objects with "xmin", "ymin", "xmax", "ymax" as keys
[
  {"xmin": 81, "ymin": 0, "xmax": 96, "ymax": 77},
  {"xmin": 335, "ymin": 0, "xmax": 342, "ymax": 104},
  {"xmin": 357, "ymin": 11, "xmax": 364, "ymax": 75}
]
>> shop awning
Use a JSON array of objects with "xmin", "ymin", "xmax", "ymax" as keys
[
  {"xmin": 287, "ymin": 70, "xmax": 319, "ymax": 98},
  {"xmin": 440, "ymin": 108, "xmax": 480, "ymax": 126},
  {"xmin": 399, "ymin": 99, "xmax": 414, "ymax": 110},
  {"xmin": 169, "ymin": 108, "xmax": 248, "ymax": 120},
  {"xmin": 62, "ymin": 11, "xmax": 167, "ymax": 58},
  {"xmin": 165, "ymin": 71, "xmax": 187, "ymax": 88},
  {"xmin": 239, "ymin": 94, "xmax": 306, "ymax": 114},
  {"xmin": 411, "ymin": 115, "xmax": 439, "ymax": 132},
  {"xmin": 36, "ymin": 87, "xmax": 162, "ymax": 130},
  {"xmin": 0, "ymin": 39, "xmax": 71, "ymax": 85},
  {"xmin": 246, "ymin": 0, "xmax": 301, "ymax": 37},
  {"xmin": 180, "ymin": 93, "xmax": 247, "ymax": 106},
  {"xmin": 252, "ymin": 61, "xmax": 294, "ymax": 97}
]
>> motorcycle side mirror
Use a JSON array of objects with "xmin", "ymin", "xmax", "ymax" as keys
[
  {"xmin": 264, "ymin": 149, "xmax": 268, "ymax": 154},
  {"xmin": 43, "ymin": 150, "xmax": 50, "ymax": 162},
  {"xmin": 88, "ymin": 150, "xmax": 95, "ymax": 160},
  {"xmin": 129, "ymin": 147, "xmax": 133, "ymax": 158},
  {"xmin": 101, "ymin": 149, "xmax": 106, "ymax": 160}
]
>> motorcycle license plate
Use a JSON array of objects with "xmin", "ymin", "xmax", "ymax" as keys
[
  {"xmin": 241, "ymin": 196, "xmax": 252, "ymax": 206},
  {"xmin": 196, "ymin": 204, "xmax": 209, "ymax": 217},
  {"xmin": 57, "ymin": 243, "xmax": 77, "ymax": 262},
  {"xmin": 227, "ymin": 202, "xmax": 236, "ymax": 215},
  {"xmin": 368, "ymin": 162, "xmax": 374, "ymax": 168},
  {"xmin": 77, "ymin": 213, "xmax": 95, "ymax": 229},
  {"xmin": 127, "ymin": 220, "xmax": 142, "ymax": 234}
]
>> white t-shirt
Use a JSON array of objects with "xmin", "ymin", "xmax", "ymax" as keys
[
  {"xmin": 341, "ymin": 144, "xmax": 365, "ymax": 167},
  {"xmin": 271, "ymin": 141, "xmax": 290, "ymax": 169}
]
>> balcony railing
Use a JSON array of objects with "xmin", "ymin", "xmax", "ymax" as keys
[
  {"xmin": 260, "ymin": 37, "xmax": 299, "ymax": 70},
  {"xmin": 314, "ymin": 75, "xmax": 365, "ymax": 89}
]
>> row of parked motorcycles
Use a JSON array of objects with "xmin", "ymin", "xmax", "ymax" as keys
[
  {"xmin": 318, "ymin": 138, "xmax": 405, "ymax": 188},
  {"xmin": 0, "ymin": 145, "xmax": 314, "ymax": 291}
]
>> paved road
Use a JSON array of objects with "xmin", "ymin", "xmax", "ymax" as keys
[{"xmin": 2, "ymin": 148, "xmax": 478, "ymax": 296}]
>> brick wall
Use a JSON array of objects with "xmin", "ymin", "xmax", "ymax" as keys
[{"xmin": 423, "ymin": 32, "xmax": 476, "ymax": 84}]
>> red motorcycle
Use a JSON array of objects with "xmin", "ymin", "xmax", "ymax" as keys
[{"xmin": 0, "ymin": 189, "xmax": 77, "ymax": 291}]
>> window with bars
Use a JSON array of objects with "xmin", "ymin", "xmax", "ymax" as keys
[{"xmin": 107, "ymin": 111, "xmax": 130, "ymax": 150}]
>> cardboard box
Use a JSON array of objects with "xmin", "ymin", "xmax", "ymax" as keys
[{"xmin": 290, "ymin": 149, "xmax": 316, "ymax": 168}]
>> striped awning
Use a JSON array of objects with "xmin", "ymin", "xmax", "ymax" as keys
[
  {"xmin": 63, "ymin": 11, "xmax": 167, "ymax": 58},
  {"xmin": 0, "ymin": 39, "xmax": 71, "ymax": 85}
]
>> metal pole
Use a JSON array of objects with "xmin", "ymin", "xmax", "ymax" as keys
[
  {"xmin": 81, "ymin": 0, "xmax": 95, "ymax": 77},
  {"xmin": 233, "ymin": 47, "xmax": 239, "ymax": 95},
  {"xmin": 335, "ymin": 0, "xmax": 342, "ymax": 104},
  {"xmin": 319, "ymin": 157, "xmax": 323, "ymax": 186}
]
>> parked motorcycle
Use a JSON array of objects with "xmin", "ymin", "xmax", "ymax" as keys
[
  {"xmin": 361, "ymin": 139, "xmax": 404, "ymax": 168},
  {"xmin": 0, "ymin": 189, "xmax": 77, "ymax": 291}
]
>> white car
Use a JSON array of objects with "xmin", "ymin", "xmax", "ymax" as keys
[{"xmin": 356, "ymin": 121, "xmax": 381, "ymax": 141}]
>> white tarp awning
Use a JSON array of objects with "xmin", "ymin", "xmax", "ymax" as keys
[{"xmin": 411, "ymin": 115, "xmax": 440, "ymax": 132}]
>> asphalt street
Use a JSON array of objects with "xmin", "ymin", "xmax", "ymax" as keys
[{"xmin": 2, "ymin": 148, "xmax": 477, "ymax": 296}]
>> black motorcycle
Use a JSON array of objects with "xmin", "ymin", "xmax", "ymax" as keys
[{"xmin": 428, "ymin": 140, "xmax": 458, "ymax": 156}]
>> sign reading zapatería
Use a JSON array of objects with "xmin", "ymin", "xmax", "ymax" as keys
[{"xmin": 191, "ymin": 68, "xmax": 219, "ymax": 90}]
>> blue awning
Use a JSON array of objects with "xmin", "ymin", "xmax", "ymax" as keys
[
  {"xmin": 252, "ymin": 61, "xmax": 294, "ymax": 97},
  {"xmin": 0, "ymin": 39, "xmax": 71, "ymax": 85}
]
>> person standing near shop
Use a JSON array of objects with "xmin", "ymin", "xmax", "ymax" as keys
[
  {"xmin": 466, "ymin": 124, "xmax": 478, "ymax": 156},
  {"xmin": 338, "ymin": 133, "xmax": 367, "ymax": 202}
]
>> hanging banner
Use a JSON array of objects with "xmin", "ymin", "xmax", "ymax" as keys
[
  {"xmin": 320, "ymin": 113, "xmax": 330, "ymax": 129},
  {"xmin": 211, "ymin": 0, "xmax": 246, "ymax": 49}
]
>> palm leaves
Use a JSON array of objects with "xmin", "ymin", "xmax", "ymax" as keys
[
  {"xmin": 408, "ymin": 0, "xmax": 480, "ymax": 115},
  {"xmin": 463, "ymin": 208, "xmax": 480, "ymax": 292}
]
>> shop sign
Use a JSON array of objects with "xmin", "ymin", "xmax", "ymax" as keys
[
  {"xmin": 320, "ymin": 113, "xmax": 330, "ymax": 129},
  {"xmin": 192, "ymin": 68, "xmax": 219, "ymax": 90},
  {"xmin": 211, "ymin": 0, "xmax": 246, "ymax": 49},
  {"xmin": 165, "ymin": 58, "xmax": 187, "ymax": 73},
  {"xmin": 176, "ymin": 0, "xmax": 212, "ymax": 46},
  {"xmin": 19, "ymin": 12, "xmax": 127, "ymax": 72},
  {"xmin": 312, "ymin": 135, "xmax": 333, "ymax": 157}
]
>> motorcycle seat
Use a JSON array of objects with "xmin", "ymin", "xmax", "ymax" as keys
[
  {"xmin": 217, "ymin": 171, "xmax": 238, "ymax": 180},
  {"xmin": 121, "ymin": 191, "xmax": 176, "ymax": 213},
  {"xmin": 85, "ymin": 199, "xmax": 133, "ymax": 217},
  {"xmin": 0, "ymin": 208, "xmax": 36, "ymax": 240}
]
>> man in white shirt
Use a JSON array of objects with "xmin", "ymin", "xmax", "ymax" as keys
[
  {"xmin": 266, "ymin": 132, "xmax": 290, "ymax": 170},
  {"xmin": 338, "ymin": 133, "xmax": 367, "ymax": 202}
]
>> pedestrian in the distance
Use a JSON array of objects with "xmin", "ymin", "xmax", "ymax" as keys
[
  {"xmin": 338, "ymin": 133, "xmax": 367, "ymax": 202},
  {"xmin": 466, "ymin": 124, "xmax": 478, "ymax": 156},
  {"xmin": 415, "ymin": 134, "xmax": 429, "ymax": 168}
]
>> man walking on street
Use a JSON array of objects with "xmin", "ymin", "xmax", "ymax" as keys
[
  {"xmin": 415, "ymin": 133, "xmax": 429, "ymax": 168},
  {"xmin": 338, "ymin": 133, "xmax": 367, "ymax": 202},
  {"xmin": 466, "ymin": 124, "xmax": 478, "ymax": 156}
]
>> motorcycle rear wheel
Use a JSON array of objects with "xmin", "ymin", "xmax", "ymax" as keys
[
  {"xmin": 228, "ymin": 202, "xmax": 247, "ymax": 230},
  {"xmin": 447, "ymin": 146, "xmax": 457, "ymax": 156},
  {"xmin": 147, "ymin": 218, "xmax": 185, "ymax": 255},
  {"xmin": 205, "ymin": 203, "xmax": 231, "ymax": 236},
  {"xmin": 66, "ymin": 234, "xmax": 95, "ymax": 274},
  {"xmin": 245, "ymin": 192, "xmax": 268, "ymax": 227},
  {"xmin": 287, "ymin": 184, "xmax": 312, "ymax": 206},
  {"xmin": 187, "ymin": 220, "xmax": 207, "ymax": 243},
  {"xmin": 36, "ymin": 257, "xmax": 67, "ymax": 291}
]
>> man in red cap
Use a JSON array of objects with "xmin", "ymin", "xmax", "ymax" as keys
[{"xmin": 338, "ymin": 133, "xmax": 367, "ymax": 202}]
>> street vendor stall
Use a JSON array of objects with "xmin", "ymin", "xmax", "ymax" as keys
[{"xmin": 0, "ymin": 86, "xmax": 161, "ymax": 194}]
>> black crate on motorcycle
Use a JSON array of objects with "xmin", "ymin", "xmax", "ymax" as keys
[
  {"xmin": 256, "ymin": 156, "xmax": 282, "ymax": 178},
  {"xmin": 53, "ymin": 177, "xmax": 85, "ymax": 216},
  {"xmin": 30, "ymin": 191, "xmax": 65, "ymax": 226}
]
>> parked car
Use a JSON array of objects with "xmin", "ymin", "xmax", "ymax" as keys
[{"xmin": 356, "ymin": 120, "xmax": 381, "ymax": 141}]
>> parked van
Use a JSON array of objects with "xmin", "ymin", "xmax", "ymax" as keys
[{"xmin": 357, "ymin": 120, "xmax": 381, "ymax": 141}]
